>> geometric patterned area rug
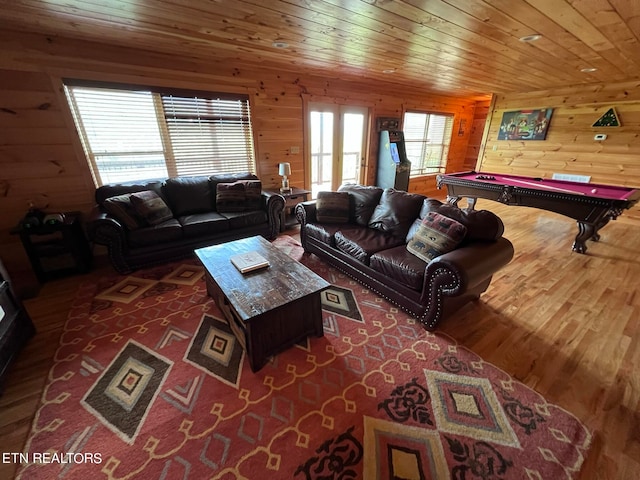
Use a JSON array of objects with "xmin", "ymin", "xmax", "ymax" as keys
[{"xmin": 17, "ymin": 236, "xmax": 591, "ymax": 479}]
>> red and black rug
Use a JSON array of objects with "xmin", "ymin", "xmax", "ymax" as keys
[{"xmin": 18, "ymin": 236, "xmax": 591, "ymax": 479}]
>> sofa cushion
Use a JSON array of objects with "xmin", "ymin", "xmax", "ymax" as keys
[
  {"xmin": 163, "ymin": 176, "xmax": 213, "ymax": 216},
  {"xmin": 216, "ymin": 182, "xmax": 246, "ymax": 212},
  {"xmin": 220, "ymin": 210, "xmax": 267, "ymax": 229},
  {"xmin": 128, "ymin": 219, "xmax": 182, "ymax": 247},
  {"xmin": 436, "ymin": 205, "xmax": 504, "ymax": 243},
  {"xmin": 178, "ymin": 212, "xmax": 230, "ymax": 237},
  {"xmin": 335, "ymin": 228, "xmax": 405, "ymax": 265},
  {"xmin": 368, "ymin": 189, "xmax": 425, "ymax": 238},
  {"xmin": 102, "ymin": 194, "xmax": 146, "ymax": 230},
  {"xmin": 304, "ymin": 223, "xmax": 345, "ymax": 247},
  {"xmin": 338, "ymin": 184, "xmax": 383, "ymax": 226},
  {"xmin": 407, "ymin": 212, "xmax": 467, "ymax": 262},
  {"xmin": 316, "ymin": 191, "xmax": 350, "ymax": 223},
  {"xmin": 130, "ymin": 190, "xmax": 174, "ymax": 226},
  {"xmin": 370, "ymin": 246, "xmax": 427, "ymax": 291}
]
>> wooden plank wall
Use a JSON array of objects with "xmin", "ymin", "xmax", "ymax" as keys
[
  {"xmin": 482, "ymin": 84, "xmax": 640, "ymax": 185},
  {"xmin": 479, "ymin": 82, "xmax": 640, "ymax": 221},
  {"xmin": 0, "ymin": 29, "xmax": 478, "ymax": 278},
  {"xmin": 464, "ymin": 98, "xmax": 491, "ymax": 170}
]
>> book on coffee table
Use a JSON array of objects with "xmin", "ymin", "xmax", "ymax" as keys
[{"xmin": 230, "ymin": 251, "xmax": 270, "ymax": 273}]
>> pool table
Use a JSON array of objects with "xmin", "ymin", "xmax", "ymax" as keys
[{"xmin": 436, "ymin": 171, "xmax": 640, "ymax": 253}]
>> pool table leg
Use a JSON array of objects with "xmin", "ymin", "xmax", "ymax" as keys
[
  {"xmin": 466, "ymin": 197, "xmax": 478, "ymax": 210},
  {"xmin": 446, "ymin": 195, "xmax": 478, "ymax": 210},
  {"xmin": 446, "ymin": 195, "xmax": 461, "ymax": 207},
  {"xmin": 574, "ymin": 220, "xmax": 609, "ymax": 253},
  {"xmin": 573, "ymin": 209, "xmax": 618, "ymax": 253},
  {"xmin": 592, "ymin": 215, "xmax": 613, "ymax": 242},
  {"xmin": 573, "ymin": 222, "xmax": 594, "ymax": 253}
]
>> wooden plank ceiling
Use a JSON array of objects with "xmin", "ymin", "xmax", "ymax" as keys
[{"xmin": 1, "ymin": 0, "xmax": 640, "ymax": 98}]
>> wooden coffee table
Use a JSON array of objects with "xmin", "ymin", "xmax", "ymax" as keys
[{"xmin": 194, "ymin": 235, "xmax": 330, "ymax": 372}]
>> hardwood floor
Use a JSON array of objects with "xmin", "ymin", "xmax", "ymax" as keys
[
  {"xmin": 1, "ymin": 203, "xmax": 639, "ymax": 479},
  {"xmin": 439, "ymin": 202, "xmax": 640, "ymax": 480}
]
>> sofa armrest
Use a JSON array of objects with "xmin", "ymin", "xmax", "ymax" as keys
[
  {"xmin": 86, "ymin": 206, "xmax": 133, "ymax": 273},
  {"xmin": 430, "ymin": 237, "xmax": 514, "ymax": 290},
  {"xmin": 295, "ymin": 201, "xmax": 318, "ymax": 246},
  {"xmin": 262, "ymin": 191, "xmax": 285, "ymax": 239},
  {"xmin": 295, "ymin": 200, "xmax": 318, "ymax": 223},
  {"xmin": 86, "ymin": 206, "xmax": 124, "ymax": 236},
  {"xmin": 419, "ymin": 237, "xmax": 514, "ymax": 328}
]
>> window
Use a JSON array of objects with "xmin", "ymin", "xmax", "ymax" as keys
[
  {"xmin": 403, "ymin": 111, "xmax": 454, "ymax": 176},
  {"xmin": 65, "ymin": 82, "xmax": 256, "ymax": 185}
]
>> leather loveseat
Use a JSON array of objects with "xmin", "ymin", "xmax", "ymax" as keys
[
  {"xmin": 88, "ymin": 173, "xmax": 284, "ymax": 274},
  {"xmin": 295, "ymin": 184, "xmax": 514, "ymax": 329}
]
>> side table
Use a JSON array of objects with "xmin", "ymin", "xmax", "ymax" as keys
[
  {"xmin": 11, "ymin": 212, "xmax": 92, "ymax": 283},
  {"xmin": 267, "ymin": 187, "xmax": 311, "ymax": 232}
]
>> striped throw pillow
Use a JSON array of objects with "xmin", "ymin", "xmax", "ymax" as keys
[
  {"xmin": 130, "ymin": 190, "xmax": 173, "ymax": 226},
  {"xmin": 316, "ymin": 191, "xmax": 350, "ymax": 223},
  {"xmin": 216, "ymin": 182, "xmax": 246, "ymax": 212},
  {"xmin": 407, "ymin": 212, "xmax": 467, "ymax": 262}
]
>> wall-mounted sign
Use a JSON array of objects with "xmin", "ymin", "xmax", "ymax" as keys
[
  {"xmin": 376, "ymin": 117, "xmax": 400, "ymax": 132},
  {"xmin": 592, "ymin": 107, "xmax": 620, "ymax": 127}
]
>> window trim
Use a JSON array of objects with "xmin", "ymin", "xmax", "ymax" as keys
[{"xmin": 63, "ymin": 79, "xmax": 249, "ymax": 103}]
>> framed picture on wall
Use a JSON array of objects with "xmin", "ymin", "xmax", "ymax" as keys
[
  {"xmin": 497, "ymin": 108, "xmax": 553, "ymax": 140},
  {"xmin": 376, "ymin": 117, "xmax": 400, "ymax": 132}
]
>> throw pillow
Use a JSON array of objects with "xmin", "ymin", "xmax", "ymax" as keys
[
  {"xmin": 130, "ymin": 190, "xmax": 174, "ymax": 226},
  {"xmin": 241, "ymin": 180, "xmax": 262, "ymax": 210},
  {"xmin": 406, "ymin": 198, "xmax": 445, "ymax": 242},
  {"xmin": 316, "ymin": 191, "xmax": 349, "ymax": 223},
  {"xmin": 216, "ymin": 182, "xmax": 246, "ymax": 212},
  {"xmin": 407, "ymin": 211, "xmax": 467, "ymax": 262},
  {"xmin": 368, "ymin": 188, "xmax": 425, "ymax": 238},
  {"xmin": 103, "ymin": 193, "xmax": 146, "ymax": 230},
  {"xmin": 436, "ymin": 205, "xmax": 505, "ymax": 242}
]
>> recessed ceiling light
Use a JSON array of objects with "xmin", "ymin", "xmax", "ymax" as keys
[
  {"xmin": 272, "ymin": 41, "xmax": 289, "ymax": 49},
  {"xmin": 580, "ymin": 67, "xmax": 598, "ymax": 73},
  {"xmin": 519, "ymin": 34, "xmax": 542, "ymax": 42}
]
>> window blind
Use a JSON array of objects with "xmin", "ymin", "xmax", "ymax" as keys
[
  {"xmin": 161, "ymin": 95, "xmax": 255, "ymax": 176},
  {"xmin": 66, "ymin": 87, "xmax": 167, "ymax": 185},
  {"xmin": 65, "ymin": 83, "xmax": 256, "ymax": 186},
  {"xmin": 403, "ymin": 112, "xmax": 453, "ymax": 176}
]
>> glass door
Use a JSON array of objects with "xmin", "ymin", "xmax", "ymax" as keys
[
  {"xmin": 310, "ymin": 107, "xmax": 334, "ymax": 197},
  {"xmin": 308, "ymin": 103, "xmax": 368, "ymax": 198}
]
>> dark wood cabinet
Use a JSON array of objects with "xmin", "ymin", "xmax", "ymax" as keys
[{"xmin": 11, "ymin": 212, "xmax": 92, "ymax": 283}]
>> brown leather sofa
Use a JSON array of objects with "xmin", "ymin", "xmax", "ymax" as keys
[
  {"xmin": 88, "ymin": 173, "xmax": 284, "ymax": 274},
  {"xmin": 295, "ymin": 184, "xmax": 514, "ymax": 329}
]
